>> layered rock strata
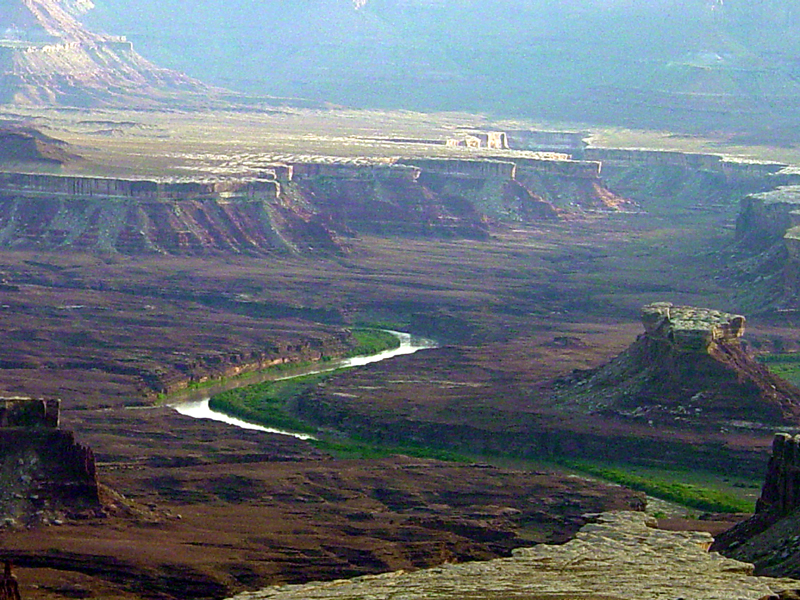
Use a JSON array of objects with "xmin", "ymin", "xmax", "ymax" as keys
[
  {"xmin": 228, "ymin": 512, "xmax": 798, "ymax": 600},
  {"xmin": 0, "ymin": 0, "xmax": 213, "ymax": 106},
  {"xmin": 0, "ymin": 156, "xmax": 569, "ymax": 254}
]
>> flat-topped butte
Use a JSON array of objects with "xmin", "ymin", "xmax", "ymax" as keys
[{"xmin": 642, "ymin": 302, "xmax": 745, "ymax": 351}]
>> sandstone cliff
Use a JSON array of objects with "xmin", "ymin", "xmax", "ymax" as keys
[
  {"xmin": 0, "ymin": 0, "xmax": 214, "ymax": 106},
  {"xmin": 0, "ymin": 158, "xmax": 568, "ymax": 255},
  {"xmin": 0, "ymin": 398, "xmax": 101, "ymax": 527},
  {"xmin": 713, "ymin": 433, "xmax": 800, "ymax": 580}
]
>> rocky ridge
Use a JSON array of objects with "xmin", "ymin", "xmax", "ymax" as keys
[
  {"xmin": 0, "ymin": 397, "xmax": 102, "ymax": 528},
  {"xmin": 0, "ymin": 125, "xmax": 79, "ymax": 164},
  {"xmin": 0, "ymin": 155, "xmax": 617, "ymax": 254},
  {"xmin": 228, "ymin": 511, "xmax": 798, "ymax": 600}
]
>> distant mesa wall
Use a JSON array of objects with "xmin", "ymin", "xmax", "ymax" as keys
[
  {"xmin": 0, "ymin": 172, "xmax": 280, "ymax": 201},
  {"xmin": 641, "ymin": 302, "xmax": 746, "ymax": 351},
  {"xmin": 397, "ymin": 158, "xmax": 516, "ymax": 180},
  {"xmin": 736, "ymin": 185, "xmax": 800, "ymax": 247},
  {"xmin": 291, "ymin": 162, "xmax": 420, "ymax": 182},
  {"xmin": 506, "ymin": 130, "xmax": 588, "ymax": 154},
  {"xmin": 585, "ymin": 148, "xmax": 787, "ymax": 182},
  {"xmin": 512, "ymin": 157, "xmax": 602, "ymax": 180}
]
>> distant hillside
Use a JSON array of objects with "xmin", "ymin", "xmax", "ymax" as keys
[
  {"xmin": 0, "ymin": 0, "xmax": 216, "ymax": 106},
  {"xmin": 80, "ymin": 0, "xmax": 800, "ymax": 134}
]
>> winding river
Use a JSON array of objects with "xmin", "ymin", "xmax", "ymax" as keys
[{"xmin": 170, "ymin": 331, "xmax": 436, "ymax": 439}]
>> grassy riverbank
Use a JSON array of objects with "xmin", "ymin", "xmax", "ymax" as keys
[
  {"xmin": 209, "ymin": 372, "xmax": 758, "ymax": 513},
  {"xmin": 208, "ymin": 374, "xmax": 323, "ymax": 434},
  {"xmin": 346, "ymin": 328, "xmax": 401, "ymax": 357},
  {"xmin": 561, "ymin": 460, "xmax": 756, "ymax": 513},
  {"xmin": 163, "ymin": 328, "xmax": 402, "ymax": 400}
]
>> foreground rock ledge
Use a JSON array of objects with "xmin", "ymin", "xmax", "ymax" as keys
[{"xmin": 229, "ymin": 512, "xmax": 798, "ymax": 600}]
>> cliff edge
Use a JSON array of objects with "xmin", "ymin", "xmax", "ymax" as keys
[
  {"xmin": 228, "ymin": 512, "xmax": 798, "ymax": 600},
  {"xmin": 0, "ymin": 397, "xmax": 101, "ymax": 527},
  {"xmin": 0, "ymin": 0, "xmax": 214, "ymax": 106}
]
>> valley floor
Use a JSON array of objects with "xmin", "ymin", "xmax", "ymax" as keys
[{"xmin": 0, "ymin": 107, "xmax": 798, "ymax": 598}]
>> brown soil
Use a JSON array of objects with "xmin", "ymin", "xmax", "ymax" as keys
[
  {"xmin": 0, "ymin": 163, "xmax": 788, "ymax": 598},
  {"xmin": 2, "ymin": 407, "xmax": 644, "ymax": 599}
]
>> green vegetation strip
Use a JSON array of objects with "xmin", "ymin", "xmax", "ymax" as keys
[
  {"xmin": 208, "ymin": 374, "xmax": 323, "ymax": 434},
  {"xmin": 562, "ymin": 460, "xmax": 754, "ymax": 513},
  {"xmin": 346, "ymin": 328, "xmax": 401, "ymax": 357},
  {"xmin": 759, "ymin": 353, "xmax": 800, "ymax": 387},
  {"xmin": 208, "ymin": 328, "xmax": 400, "ymax": 433},
  {"xmin": 312, "ymin": 437, "xmax": 469, "ymax": 462}
]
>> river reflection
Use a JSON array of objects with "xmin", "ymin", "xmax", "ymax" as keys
[{"xmin": 170, "ymin": 331, "xmax": 435, "ymax": 439}]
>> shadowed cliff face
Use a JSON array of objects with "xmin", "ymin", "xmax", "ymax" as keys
[
  {"xmin": 0, "ymin": 398, "xmax": 102, "ymax": 528},
  {"xmin": 713, "ymin": 434, "xmax": 800, "ymax": 581}
]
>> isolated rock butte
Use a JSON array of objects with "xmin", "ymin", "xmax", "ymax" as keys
[
  {"xmin": 227, "ymin": 512, "xmax": 798, "ymax": 600},
  {"xmin": 553, "ymin": 302, "xmax": 800, "ymax": 427}
]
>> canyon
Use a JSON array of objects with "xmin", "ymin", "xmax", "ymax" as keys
[
  {"xmin": 0, "ymin": 106, "xmax": 795, "ymax": 600},
  {"xmin": 2, "ymin": 3, "xmax": 800, "ymax": 600}
]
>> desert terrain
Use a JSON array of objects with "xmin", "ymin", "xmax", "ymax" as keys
[{"xmin": 0, "ymin": 103, "xmax": 798, "ymax": 599}]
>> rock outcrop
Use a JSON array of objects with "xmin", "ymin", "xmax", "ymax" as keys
[
  {"xmin": 228, "ymin": 512, "xmax": 798, "ymax": 600},
  {"xmin": 731, "ymin": 185, "xmax": 800, "ymax": 307},
  {"xmin": 0, "ymin": 156, "xmax": 574, "ymax": 254},
  {"xmin": 552, "ymin": 303, "xmax": 800, "ymax": 427},
  {"xmin": 0, "ymin": 126, "xmax": 78, "ymax": 165},
  {"xmin": 0, "ymin": 397, "xmax": 101, "ymax": 527},
  {"xmin": 712, "ymin": 433, "xmax": 800, "ymax": 579}
]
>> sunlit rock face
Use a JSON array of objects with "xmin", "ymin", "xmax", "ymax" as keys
[
  {"xmin": 641, "ymin": 302, "xmax": 745, "ymax": 351},
  {"xmin": 228, "ymin": 512, "xmax": 798, "ymax": 600}
]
